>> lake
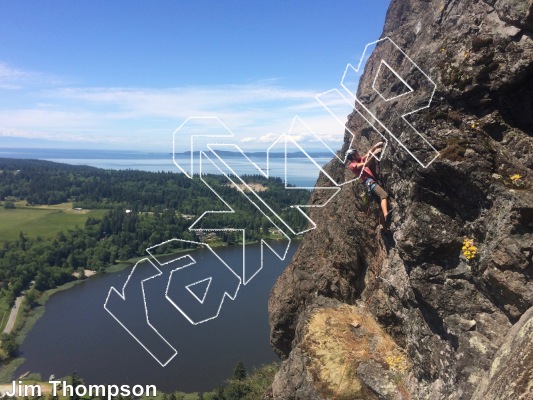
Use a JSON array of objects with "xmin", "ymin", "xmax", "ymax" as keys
[{"xmin": 15, "ymin": 241, "xmax": 298, "ymax": 393}]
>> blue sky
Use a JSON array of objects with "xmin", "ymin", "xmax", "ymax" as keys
[{"xmin": 0, "ymin": 1, "xmax": 390, "ymax": 152}]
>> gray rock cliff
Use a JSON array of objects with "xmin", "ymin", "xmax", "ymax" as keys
[{"xmin": 269, "ymin": 0, "xmax": 533, "ymax": 398}]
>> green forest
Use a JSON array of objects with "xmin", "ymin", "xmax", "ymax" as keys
[{"xmin": 0, "ymin": 158, "xmax": 310, "ymax": 316}]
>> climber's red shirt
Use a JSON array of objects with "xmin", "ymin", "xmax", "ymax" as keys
[{"xmin": 349, "ymin": 156, "xmax": 376, "ymax": 182}]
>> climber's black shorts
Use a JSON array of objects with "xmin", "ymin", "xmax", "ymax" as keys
[{"xmin": 371, "ymin": 183, "xmax": 388, "ymax": 201}]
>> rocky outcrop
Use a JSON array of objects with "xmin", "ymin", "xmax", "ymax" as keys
[
  {"xmin": 492, "ymin": 0, "xmax": 533, "ymax": 30},
  {"xmin": 471, "ymin": 306, "xmax": 533, "ymax": 400},
  {"xmin": 271, "ymin": 297, "xmax": 411, "ymax": 400},
  {"xmin": 269, "ymin": 0, "xmax": 533, "ymax": 399}
]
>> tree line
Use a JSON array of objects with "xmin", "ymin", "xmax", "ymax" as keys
[{"xmin": 0, "ymin": 158, "xmax": 309, "ymax": 215}]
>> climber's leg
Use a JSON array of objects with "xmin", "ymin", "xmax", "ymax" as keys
[{"xmin": 372, "ymin": 184, "xmax": 390, "ymax": 221}]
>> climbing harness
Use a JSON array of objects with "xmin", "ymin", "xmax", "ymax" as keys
[{"xmin": 365, "ymin": 177, "xmax": 377, "ymax": 194}]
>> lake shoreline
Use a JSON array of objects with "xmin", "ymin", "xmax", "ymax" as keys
[{"xmin": 0, "ymin": 279, "xmax": 83, "ymax": 383}]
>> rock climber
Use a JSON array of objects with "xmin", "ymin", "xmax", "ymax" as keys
[{"xmin": 346, "ymin": 142, "xmax": 392, "ymax": 224}]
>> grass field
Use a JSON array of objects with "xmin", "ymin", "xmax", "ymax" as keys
[
  {"xmin": 0, "ymin": 202, "xmax": 107, "ymax": 242},
  {"xmin": 0, "ymin": 298, "xmax": 12, "ymax": 333}
]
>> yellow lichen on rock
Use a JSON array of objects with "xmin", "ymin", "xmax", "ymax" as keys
[{"xmin": 300, "ymin": 305, "xmax": 410, "ymax": 399}]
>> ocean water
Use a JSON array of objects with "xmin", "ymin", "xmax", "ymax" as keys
[{"xmin": 1, "ymin": 148, "xmax": 334, "ymax": 187}]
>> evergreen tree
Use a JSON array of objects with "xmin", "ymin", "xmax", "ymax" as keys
[
  {"xmin": 69, "ymin": 372, "xmax": 83, "ymax": 400},
  {"xmin": 0, "ymin": 333, "xmax": 18, "ymax": 358},
  {"xmin": 224, "ymin": 362, "xmax": 249, "ymax": 400},
  {"xmin": 232, "ymin": 362, "xmax": 247, "ymax": 380}
]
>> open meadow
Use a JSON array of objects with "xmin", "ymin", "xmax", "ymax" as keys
[{"xmin": 0, "ymin": 202, "xmax": 107, "ymax": 242}]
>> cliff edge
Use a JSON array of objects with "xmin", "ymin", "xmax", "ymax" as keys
[{"xmin": 269, "ymin": 0, "xmax": 533, "ymax": 399}]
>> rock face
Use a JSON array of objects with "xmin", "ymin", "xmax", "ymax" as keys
[
  {"xmin": 269, "ymin": 0, "xmax": 533, "ymax": 399},
  {"xmin": 471, "ymin": 306, "xmax": 533, "ymax": 400}
]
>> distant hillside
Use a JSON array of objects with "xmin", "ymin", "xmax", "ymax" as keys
[{"xmin": 178, "ymin": 150, "xmax": 334, "ymax": 158}]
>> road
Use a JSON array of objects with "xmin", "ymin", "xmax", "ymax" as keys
[{"xmin": 3, "ymin": 295, "xmax": 24, "ymax": 334}]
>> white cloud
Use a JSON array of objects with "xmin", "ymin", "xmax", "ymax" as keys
[
  {"xmin": 52, "ymin": 85, "xmax": 318, "ymax": 117},
  {"xmin": 0, "ymin": 63, "xmax": 30, "ymax": 79},
  {"xmin": 0, "ymin": 63, "xmax": 354, "ymax": 151},
  {"xmin": 0, "ymin": 63, "xmax": 32, "ymax": 89},
  {"xmin": 0, "ymin": 62, "xmax": 65, "ymax": 90}
]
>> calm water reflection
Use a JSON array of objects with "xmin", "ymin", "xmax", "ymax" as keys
[{"xmin": 16, "ymin": 241, "xmax": 298, "ymax": 392}]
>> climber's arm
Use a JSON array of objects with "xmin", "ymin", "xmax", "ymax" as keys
[{"xmin": 369, "ymin": 141, "xmax": 384, "ymax": 153}]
